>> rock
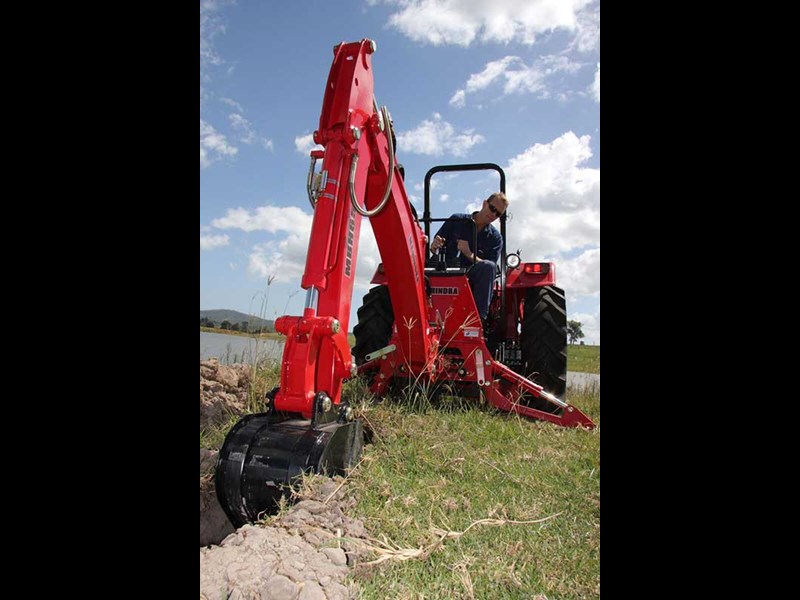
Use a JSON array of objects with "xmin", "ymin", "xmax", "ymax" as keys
[
  {"xmin": 318, "ymin": 480, "xmax": 340, "ymax": 499},
  {"xmin": 324, "ymin": 582, "xmax": 351, "ymax": 600},
  {"xmin": 262, "ymin": 575, "xmax": 298, "ymax": 600},
  {"xmin": 200, "ymin": 361, "xmax": 251, "ymax": 429},
  {"xmin": 321, "ymin": 548, "xmax": 347, "ymax": 567},
  {"xmin": 294, "ymin": 500, "xmax": 327, "ymax": 515},
  {"xmin": 277, "ymin": 560, "xmax": 303, "ymax": 583},
  {"xmin": 297, "ymin": 581, "xmax": 326, "ymax": 600},
  {"xmin": 216, "ymin": 364, "xmax": 242, "ymax": 388}
]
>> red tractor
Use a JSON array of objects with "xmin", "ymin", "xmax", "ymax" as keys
[
  {"xmin": 353, "ymin": 161, "xmax": 577, "ymax": 418},
  {"xmin": 216, "ymin": 39, "xmax": 594, "ymax": 528}
]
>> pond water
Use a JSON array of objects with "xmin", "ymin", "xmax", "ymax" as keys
[
  {"xmin": 199, "ymin": 331, "xmax": 599, "ymax": 390},
  {"xmin": 200, "ymin": 331, "xmax": 284, "ymax": 364}
]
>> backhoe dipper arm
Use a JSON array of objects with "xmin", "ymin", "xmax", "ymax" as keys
[{"xmin": 272, "ymin": 39, "xmax": 431, "ymax": 417}]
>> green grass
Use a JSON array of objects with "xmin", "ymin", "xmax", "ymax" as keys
[
  {"xmin": 343, "ymin": 380, "xmax": 600, "ymax": 599},
  {"xmin": 567, "ymin": 344, "xmax": 600, "ymax": 375}
]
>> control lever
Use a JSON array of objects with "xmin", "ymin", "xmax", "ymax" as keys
[{"xmin": 435, "ymin": 242, "xmax": 446, "ymax": 271}]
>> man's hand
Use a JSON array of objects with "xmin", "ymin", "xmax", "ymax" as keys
[
  {"xmin": 431, "ymin": 235, "xmax": 445, "ymax": 252},
  {"xmin": 456, "ymin": 239, "xmax": 476, "ymax": 261}
]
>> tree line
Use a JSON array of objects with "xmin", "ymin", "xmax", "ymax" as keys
[{"xmin": 200, "ymin": 317, "xmax": 274, "ymax": 333}]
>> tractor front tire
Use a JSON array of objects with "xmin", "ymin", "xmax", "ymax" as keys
[
  {"xmin": 520, "ymin": 285, "xmax": 567, "ymax": 410},
  {"xmin": 352, "ymin": 285, "xmax": 394, "ymax": 365}
]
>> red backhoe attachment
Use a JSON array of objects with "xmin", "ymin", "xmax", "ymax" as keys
[{"xmin": 216, "ymin": 39, "xmax": 594, "ymax": 527}]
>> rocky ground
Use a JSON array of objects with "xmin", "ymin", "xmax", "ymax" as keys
[{"xmin": 200, "ymin": 359, "xmax": 368, "ymax": 600}]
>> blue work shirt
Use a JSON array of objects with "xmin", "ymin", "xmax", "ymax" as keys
[{"xmin": 434, "ymin": 212, "xmax": 503, "ymax": 268}]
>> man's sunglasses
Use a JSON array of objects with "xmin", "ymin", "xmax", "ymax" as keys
[{"xmin": 487, "ymin": 202, "xmax": 503, "ymax": 217}]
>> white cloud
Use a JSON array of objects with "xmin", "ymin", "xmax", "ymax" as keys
[
  {"xmin": 569, "ymin": 309, "xmax": 600, "ymax": 346},
  {"xmin": 449, "ymin": 89, "xmax": 466, "ymax": 108},
  {"xmin": 439, "ymin": 194, "xmax": 450, "ymax": 203},
  {"xmin": 200, "ymin": 118, "xmax": 238, "ymax": 168},
  {"xmin": 454, "ymin": 54, "xmax": 581, "ymax": 107},
  {"xmin": 229, "ymin": 113, "xmax": 257, "ymax": 144},
  {"xmin": 466, "ymin": 56, "xmax": 520, "ymax": 92},
  {"xmin": 220, "ymin": 97, "xmax": 244, "ymax": 112},
  {"xmin": 396, "ymin": 113, "xmax": 484, "ymax": 157},
  {"xmin": 200, "ymin": 233, "xmax": 230, "ymax": 250},
  {"xmin": 295, "ymin": 132, "xmax": 323, "ymax": 154},
  {"xmin": 229, "ymin": 113, "xmax": 274, "ymax": 150},
  {"xmin": 572, "ymin": 2, "xmax": 600, "ymax": 53},
  {"xmin": 200, "ymin": 2, "xmax": 244, "ymax": 166},
  {"xmin": 211, "ymin": 205, "xmax": 314, "ymax": 233},
  {"xmin": 248, "ymin": 237, "xmax": 308, "ymax": 283},
  {"xmin": 375, "ymin": 0, "xmax": 593, "ymax": 47},
  {"xmin": 557, "ymin": 248, "xmax": 599, "ymax": 297},
  {"xmin": 590, "ymin": 63, "xmax": 600, "ymax": 103},
  {"xmin": 516, "ymin": 56, "xmax": 579, "ymax": 95},
  {"xmin": 200, "ymin": 0, "xmax": 231, "ymax": 67},
  {"xmin": 503, "ymin": 131, "xmax": 599, "ymax": 300},
  {"xmin": 387, "ymin": 1, "xmax": 481, "ymax": 46}
]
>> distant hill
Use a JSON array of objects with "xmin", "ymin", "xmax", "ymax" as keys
[{"xmin": 200, "ymin": 309, "xmax": 274, "ymax": 332}]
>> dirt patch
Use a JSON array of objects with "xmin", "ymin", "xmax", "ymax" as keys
[{"xmin": 200, "ymin": 360, "xmax": 368, "ymax": 599}]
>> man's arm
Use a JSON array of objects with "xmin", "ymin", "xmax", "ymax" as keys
[
  {"xmin": 456, "ymin": 239, "xmax": 476, "ymax": 262},
  {"xmin": 480, "ymin": 230, "xmax": 503, "ymax": 263},
  {"xmin": 431, "ymin": 216, "xmax": 454, "ymax": 252}
]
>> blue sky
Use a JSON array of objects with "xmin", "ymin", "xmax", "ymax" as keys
[{"xmin": 200, "ymin": 0, "xmax": 600, "ymax": 344}]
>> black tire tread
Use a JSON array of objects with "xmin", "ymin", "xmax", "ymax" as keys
[
  {"xmin": 520, "ymin": 285, "xmax": 568, "ymax": 410},
  {"xmin": 352, "ymin": 285, "xmax": 394, "ymax": 365}
]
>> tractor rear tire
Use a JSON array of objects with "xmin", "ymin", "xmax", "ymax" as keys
[
  {"xmin": 352, "ymin": 285, "xmax": 394, "ymax": 365},
  {"xmin": 352, "ymin": 285, "xmax": 446, "ymax": 403},
  {"xmin": 520, "ymin": 285, "xmax": 567, "ymax": 410}
]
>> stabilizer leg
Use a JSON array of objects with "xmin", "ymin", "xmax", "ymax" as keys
[{"xmin": 487, "ymin": 361, "xmax": 595, "ymax": 429}]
